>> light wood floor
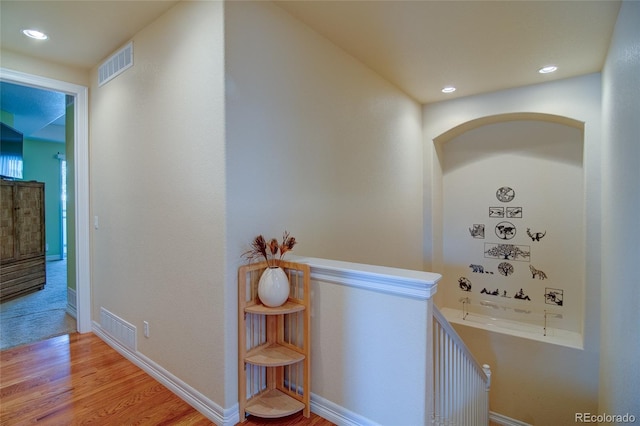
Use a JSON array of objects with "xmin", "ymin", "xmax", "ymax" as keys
[{"xmin": 0, "ymin": 333, "xmax": 333, "ymax": 426}]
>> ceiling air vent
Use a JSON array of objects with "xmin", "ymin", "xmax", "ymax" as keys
[{"xmin": 98, "ymin": 41, "xmax": 133, "ymax": 87}]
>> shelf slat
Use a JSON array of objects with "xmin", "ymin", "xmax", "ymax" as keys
[
  {"xmin": 245, "ymin": 343, "xmax": 305, "ymax": 366},
  {"xmin": 245, "ymin": 389, "xmax": 305, "ymax": 418},
  {"xmin": 245, "ymin": 300, "xmax": 305, "ymax": 315}
]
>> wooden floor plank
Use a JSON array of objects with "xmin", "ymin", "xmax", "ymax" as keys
[{"xmin": 0, "ymin": 333, "xmax": 334, "ymax": 426}]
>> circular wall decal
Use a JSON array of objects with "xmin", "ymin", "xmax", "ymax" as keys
[
  {"xmin": 458, "ymin": 277, "xmax": 472, "ymax": 292},
  {"xmin": 498, "ymin": 262, "xmax": 514, "ymax": 276},
  {"xmin": 495, "ymin": 221, "xmax": 516, "ymax": 240},
  {"xmin": 496, "ymin": 186, "xmax": 515, "ymax": 202}
]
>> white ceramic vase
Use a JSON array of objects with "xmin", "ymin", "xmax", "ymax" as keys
[{"xmin": 258, "ymin": 267, "xmax": 290, "ymax": 307}]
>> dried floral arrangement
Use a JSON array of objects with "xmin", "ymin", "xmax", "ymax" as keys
[{"xmin": 243, "ymin": 231, "xmax": 297, "ymax": 268}]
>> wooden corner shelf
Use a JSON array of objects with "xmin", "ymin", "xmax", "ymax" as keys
[
  {"xmin": 238, "ymin": 261, "xmax": 311, "ymax": 422},
  {"xmin": 245, "ymin": 343, "xmax": 305, "ymax": 366},
  {"xmin": 245, "ymin": 300, "xmax": 305, "ymax": 315},
  {"xmin": 245, "ymin": 389, "xmax": 306, "ymax": 418}
]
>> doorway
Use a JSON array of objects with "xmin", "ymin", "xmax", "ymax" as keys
[
  {"xmin": 0, "ymin": 82, "xmax": 75, "ymax": 349},
  {"xmin": 1, "ymin": 68, "xmax": 91, "ymax": 339}
]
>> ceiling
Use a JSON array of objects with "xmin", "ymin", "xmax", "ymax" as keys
[
  {"xmin": 0, "ymin": 0, "xmax": 180, "ymax": 142},
  {"xmin": 0, "ymin": 81, "xmax": 67, "ymax": 142},
  {"xmin": 0, "ymin": 0, "xmax": 621, "ymax": 140},
  {"xmin": 275, "ymin": 0, "xmax": 621, "ymax": 103}
]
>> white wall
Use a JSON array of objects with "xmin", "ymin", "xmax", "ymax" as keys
[
  {"xmin": 600, "ymin": 0, "xmax": 640, "ymax": 416},
  {"xmin": 224, "ymin": 1, "xmax": 424, "ymax": 269},
  {"xmin": 441, "ymin": 119, "xmax": 584, "ymax": 333},
  {"xmin": 224, "ymin": 0, "xmax": 424, "ymax": 410},
  {"xmin": 90, "ymin": 0, "xmax": 227, "ymax": 407},
  {"xmin": 423, "ymin": 75, "xmax": 602, "ymax": 424}
]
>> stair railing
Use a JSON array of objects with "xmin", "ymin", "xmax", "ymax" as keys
[{"xmin": 432, "ymin": 306, "xmax": 491, "ymax": 426}]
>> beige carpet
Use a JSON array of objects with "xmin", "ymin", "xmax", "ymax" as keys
[{"xmin": 0, "ymin": 259, "xmax": 76, "ymax": 350}]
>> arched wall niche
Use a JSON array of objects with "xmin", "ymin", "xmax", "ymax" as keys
[
  {"xmin": 432, "ymin": 112, "xmax": 585, "ymax": 348},
  {"xmin": 433, "ymin": 112, "xmax": 584, "ymax": 145}
]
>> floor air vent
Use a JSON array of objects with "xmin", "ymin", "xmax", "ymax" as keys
[
  {"xmin": 98, "ymin": 41, "xmax": 133, "ymax": 87},
  {"xmin": 100, "ymin": 307, "xmax": 137, "ymax": 351}
]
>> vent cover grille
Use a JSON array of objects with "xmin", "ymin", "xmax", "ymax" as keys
[
  {"xmin": 100, "ymin": 307, "xmax": 137, "ymax": 351},
  {"xmin": 98, "ymin": 41, "xmax": 133, "ymax": 87}
]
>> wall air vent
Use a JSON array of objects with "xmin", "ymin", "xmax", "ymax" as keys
[
  {"xmin": 98, "ymin": 41, "xmax": 133, "ymax": 87},
  {"xmin": 100, "ymin": 307, "xmax": 137, "ymax": 351}
]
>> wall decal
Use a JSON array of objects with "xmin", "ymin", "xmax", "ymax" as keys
[
  {"xmin": 514, "ymin": 288, "xmax": 531, "ymax": 301},
  {"xmin": 480, "ymin": 288, "xmax": 512, "ymax": 298},
  {"xmin": 544, "ymin": 288, "xmax": 564, "ymax": 306},
  {"xmin": 469, "ymin": 224, "xmax": 485, "ymax": 239},
  {"xmin": 484, "ymin": 243, "xmax": 531, "ymax": 261},
  {"xmin": 529, "ymin": 265, "xmax": 548, "ymax": 280},
  {"xmin": 506, "ymin": 207, "xmax": 523, "ymax": 218},
  {"xmin": 526, "ymin": 228, "xmax": 546, "ymax": 242},
  {"xmin": 496, "ymin": 186, "xmax": 515, "ymax": 203},
  {"xmin": 480, "ymin": 288, "xmax": 501, "ymax": 296},
  {"xmin": 497, "ymin": 262, "xmax": 514, "ymax": 276},
  {"xmin": 495, "ymin": 221, "xmax": 517, "ymax": 240},
  {"xmin": 469, "ymin": 264, "xmax": 494, "ymax": 274},
  {"xmin": 489, "ymin": 207, "xmax": 505, "ymax": 218},
  {"xmin": 458, "ymin": 277, "xmax": 472, "ymax": 292}
]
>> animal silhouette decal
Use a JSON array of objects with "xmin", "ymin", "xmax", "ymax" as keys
[
  {"xmin": 470, "ymin": 264, "xmax": 484, "ymax": 273},
  {"xmin": 529, "ymin": 265, "xmax": 548, "ymax": 280},
  {"xmin": 526, "ymin": 228, "xmax": 546, "ymax": 242},
  {"xmin": 469, "ymin": 224, "xmax": 485, "ymax": 239},
  {"xmin": 469, "ymin": 264, "xmax": 494, "ymax": 274}
]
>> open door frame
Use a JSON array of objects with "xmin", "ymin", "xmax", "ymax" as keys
[{"xmin": 1, "ymin": 68, "xmax": 91, "ymax": 333}]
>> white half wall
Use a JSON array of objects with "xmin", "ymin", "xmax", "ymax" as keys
[{"xmin": 296, "ymin": 256, "xmax": 440, "ymax": 425}]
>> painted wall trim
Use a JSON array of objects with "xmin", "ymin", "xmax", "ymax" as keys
[
  {"xmin": 93, "ymin": 323, "xmax": 238, "ymax": 426},
  {"xmin": 95, "ymin": 320, "xmax": 384, "ymax": 426},
  {"xmin": 0, "ymin": 67, "xmax": 91, "ymax": 333},
  {"xmin": 490, "ymin": 411, "xmax": 533, "ymax": 426},
  {"xmin": 311, "ymin": 393, "xmax": 382, "ymax": 426},
  {"xmin": 290, "ymin": 255, "xmax": 441, "ymax": 300}
]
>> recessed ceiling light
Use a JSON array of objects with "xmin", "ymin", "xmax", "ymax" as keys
[
  {"xmin": 538, "ymin": 65, "xmax": 558, "ymax": 74},
  {"xmin": 442, "ymin": 86, "xmax": 456, "ymax": 93},
  {"xmin": 22, "ymin": 29, "xmax": 48, "ymax": 40}
]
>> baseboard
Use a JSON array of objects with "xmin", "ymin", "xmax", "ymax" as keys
[
  {"xmin": 92, "ymin": 322, "xmax": 238, "ymax": 426},
  {"xmin": 490, "ymin": 411, "xmax": 532, "ymax": 426},
  {"xmin": 93, "ymin": 322, "xmax": 383, "ymax": 426},
  {"xmin": 311, "ymin": 394, "xmax": 381, "ymax": 426}
]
